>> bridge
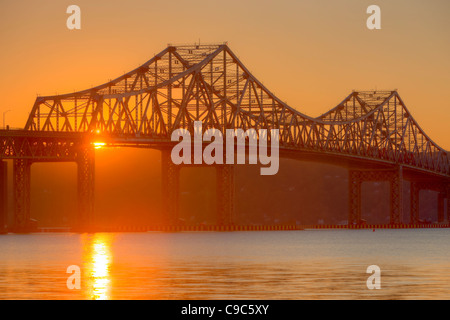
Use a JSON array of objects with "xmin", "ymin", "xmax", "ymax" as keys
[{"xmin": 0, "ymin": 43, "xmax": 449, "ymax": 232}]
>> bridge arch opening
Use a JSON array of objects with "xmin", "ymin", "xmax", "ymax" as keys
[
  {"xmin": 235, "ymin": 158, "xmax": 348, "ymax": 226},
  {"xmin": 30, "ymin": 162, "xmax": 77, "ymax": 228},
  {"xmin": 94, "ymin": 147, "xmax": 163, "ymax": 230},
  {"xmin": 360, "ymin": 181, "xmax": 390, "ymax": 224},
  {"xmin": 418, "ymin": 190, "xmax": 440, "ymax": 223},
  {"xmin": 179, "ymin": 166, "xmax": 217, "ymax": 225}
]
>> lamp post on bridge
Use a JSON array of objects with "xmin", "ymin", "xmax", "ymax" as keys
[{"xmin": 2, "ymin": 110, "xmax": 11, "ymax": 129}]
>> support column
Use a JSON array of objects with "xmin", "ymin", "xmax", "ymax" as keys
[
  {"xmin": 161, "ymin": 149, "xmax": 180, "ymax": 225},
  {"xmin": 0, "ymin": 161, "xmax": 7, "ymax": 232},
  {"xmin": 410, "ymin": 181, "xmax": 420, "ymax": 224},
  {"xmin": 437, "ymin": 192, "xmax": 445, "ymax": 223},
  {"xmin": 216, "ymin": 164, "xmax": 234, "ymax": 226},
  {"xmin": 447, "ymin": 185, "xmax": 450, "ymax": 222},
  {"xmin": 348, "ymin": 170, "xmax": 361, "ymax": 225},
  {"xmin": 13, "ymin": 159, "xmax": 31, "ymax": 232},
  {"xmin": 76, "ymin": 146, "xmax": 95, "ymax": 231},
  {"xmin": 390, "ymin": 166, "xmax": 403, "ymax": 224}
]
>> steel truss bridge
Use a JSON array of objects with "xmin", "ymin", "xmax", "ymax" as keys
[{"xmin": 0, "ymin": 43, "xmax": 449, "ymax": 232}]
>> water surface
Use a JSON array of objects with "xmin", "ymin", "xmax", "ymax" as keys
[{"xmin": 0, "ymin": 229, "xmax": 449, "ymax": 299}]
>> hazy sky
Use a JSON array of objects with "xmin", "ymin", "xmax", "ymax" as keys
[{"xmin": 1, "ymin": 0, "xmax": 449, "ymax": 148}]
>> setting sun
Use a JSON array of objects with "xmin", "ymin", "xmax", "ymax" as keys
[{"xmin": 93, "ymin": 142, "xmax": 106, "ymax": 149}]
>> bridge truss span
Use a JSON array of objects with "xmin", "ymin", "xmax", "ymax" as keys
[
  {"xmin": 23, "ymin": 43, "xmax": 449, "ymax": 177},
  {"xmin": 1, "ymin": 43, "xmax": 448, "ymax": 231}
]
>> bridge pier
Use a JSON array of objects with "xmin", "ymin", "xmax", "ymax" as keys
[
  {"xmin": 410, "ymin": 181, "xmax": 420, "ymax": 224},
  {"xmin": 0, "ymin": 161, "xmax": 7, "ymax": 232},
  {"xmin": 447, "ymin": 185, "xmax": 450, "ymax": 222},
  {"xmin": 348, "ymin": 167, "xmax": 403, "ymax": 225},
  {"xmin": 438, "ymin": 192, "xmax": 445, "ymax": 223},
  {"xmin": 216, "ymin": 164, "xmax": 235, "ymax": 225},
  {"xmin": 13, "ymin": 159, "xmax": 32, "ymax": 232},
  {"xmin": 390, "ymin": 166, "xmax": 403, "ymax": 224},
  {"xmin": 348, "ymin": 170, "xmax": 362, "ymax": 224},
  {"xmin": 161, "ymin": 149, "xmax": 180, "ymax": 224},
  {"xmin": 76, "ymin": 146, "xmax": 95, "ymax": 231}
]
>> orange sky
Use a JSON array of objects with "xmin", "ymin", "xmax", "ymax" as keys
[{"xmin": 0, "ymin": 0, "xmax": 449, "ymax": 149}]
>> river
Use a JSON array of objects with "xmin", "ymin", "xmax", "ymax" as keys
[{"xmin": 0, "ymin": 229, "xmax": 449, "ymax": 299}]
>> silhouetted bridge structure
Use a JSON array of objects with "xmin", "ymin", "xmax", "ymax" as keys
[{"xmin": 1, "ymin": 43, "xmax": 449, "ymax": 232}]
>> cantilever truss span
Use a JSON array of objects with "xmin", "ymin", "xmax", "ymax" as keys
[{"xmin": 23, "ymin": 43, "xmax": 449, "ymax": 177}]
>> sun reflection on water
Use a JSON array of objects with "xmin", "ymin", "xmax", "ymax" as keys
[{"xmin": 83, "ymin": 233, "xmax": 113, "ymax": 300}]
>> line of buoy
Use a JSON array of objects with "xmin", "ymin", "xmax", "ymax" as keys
[
  {"xmin": 302, "ymin": 223, "xmax": 450, "ymax": 230},
  {"xmin": 35, "ymin": 223, "xmax": 450, "ymax": 233},
  {"xmin": 37, "ymin": 225, "xmax": 304, "ymax": 232}
]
